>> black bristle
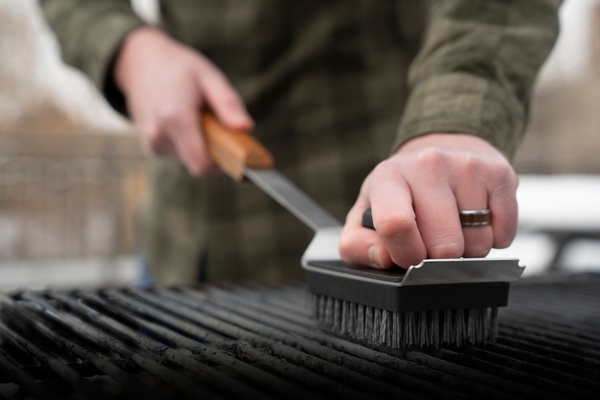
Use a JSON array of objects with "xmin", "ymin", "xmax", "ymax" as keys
[{"xmin": 313, "ymin": 294, "xmax": 499, "ymax": 348}]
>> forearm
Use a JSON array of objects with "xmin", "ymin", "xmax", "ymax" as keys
[{"xmin": 395, "ymin": 0, "xmax": 561, "ymax": 159}]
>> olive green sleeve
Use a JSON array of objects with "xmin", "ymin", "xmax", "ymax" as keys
[
  {"xmin": 40, "ymin": 0, "xmax": 146, "ymax": 113},
  {"xmin": 394, "ymin": 0, "xmax": 561, "ymax": 159}
]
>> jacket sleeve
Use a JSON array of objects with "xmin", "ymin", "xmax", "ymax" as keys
[
  {"xmin": 40, "ymin": 0, "xmax": 146, "ymax": 113},
  {"xmin": 394, "ymin": 0, "xmax": 561, "ymax": 159}
]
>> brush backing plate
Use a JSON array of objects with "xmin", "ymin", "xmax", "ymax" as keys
[{"xmin": 306, "ymin": 261, "xmax": 511, "ymax": 312}]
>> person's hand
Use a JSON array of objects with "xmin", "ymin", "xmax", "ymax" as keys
[
  {"xmin": 339, "ymin": 133, "xmax": 519, "ymax": 269},
  {"xmin": 114, "ymin": 27, "xmax": 254, "ymax": 176}
]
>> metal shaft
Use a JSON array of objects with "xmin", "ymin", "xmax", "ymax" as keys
[{"xmin": 245, "ymin": 168, "xmax": 342, "ymax": 231}]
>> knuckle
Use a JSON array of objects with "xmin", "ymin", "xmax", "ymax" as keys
[
  {"xmin": 372, "ymin": 159, "xmax": 393, "ymax": 175},
  {"xmin": 220, "ymin": 93, "xmax": 242, "ymax": 110},
  {"xmin": 376, "ymin": 213, "xmax": 416, "ymax": 240},
  {"xmin": 200, "ymin": 67, "xmax": 228, "ymax": 87},
  {"xmin": 338, "ymin": 235, "xmax": 354, "ymax": 258},
  {"xmin": 455, "ymin": 153, "xmax": 480, "ymax": 174},
  {"xmin": 206, "ymin": 64, "xmax": 226, "ymax": 80},
  {"xmin": 488, "ymin": 163, "xmax": 507, "ymax": 180},
  {"xmin": 487, "ymin": 160, "xmax": 515, "ymax": 184},
  {"xmin": 508, "ymin": 170, "xmax": 520, "ymax": 189},
  {"xmin": 489, "ymin": 166, "xmax": 519, "ymax": 197},
  {"xmin": 371, "ymin": 159, "xmax": 399, "ymax": 180},
  {"xmin": 157, "ymin": 108, "xmax": 185, "ymax": 126},
  {"xmin": 357, "ymin": 178, "xmax": 371, "ymax": 198},
  {"xmin": 416, "ymin": 147, "xmax": 445, "ymax": 169}
]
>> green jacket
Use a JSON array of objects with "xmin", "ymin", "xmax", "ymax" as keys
[{"xmin": 42, "ymin": 0, "xmax": 560, "ymax": 285}]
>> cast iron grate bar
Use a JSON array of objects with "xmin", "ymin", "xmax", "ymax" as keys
[{"xmin": 0, "ymin": 273, "xmax": 598, "ymax": 399}]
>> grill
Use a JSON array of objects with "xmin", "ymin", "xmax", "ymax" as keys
[{"xmin": 0, "ymin": 273, "xmax": 598, "ymax": 400}]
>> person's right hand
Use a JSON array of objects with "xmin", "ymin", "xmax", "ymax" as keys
[{"xmin": 114, "ymin": 27, "xmax": 254, "ymax": 176}]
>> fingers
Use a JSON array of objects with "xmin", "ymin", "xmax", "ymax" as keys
[
  {"xmin": 489, "ymin": 173, "xmax": 519, "ymax": 249},
  {"xmin": 458, "ymin": 209, "xmax": 494, "ymax": 258},
  {"xmin": 340, "ymin": 135, "xmax": 520, "ymax": 271},
  {"xmin": 139, "ymin": 106, "xmax": 218, "ymax": 176},
  {"xmin": 411, "ymin": 171, "xmax": 464, "ymax": 260},
  {"xmin": 195, "ymin": 60, "xmax": 254, "ymax": 131},
  {"xmin": 452, "ymin": 156, "xmax": 494, "ymax": 258},
  {"xmin": 165, "ymin": 110, "xmax": 218, "ymax": 176},
  {"xmin": 355, "ymin": 164, "xmax": 427, "ymax": 269},
  {"xmin": 339, "ymin": 201, "xmax": 394, "ymax": 269},
  {"xmin": 372, "ymin": 196, "xmax": 428, "ymax": 269},
  {"xmin": 117, "ymin": 31, "xmax": 251, "ymax": 177}
]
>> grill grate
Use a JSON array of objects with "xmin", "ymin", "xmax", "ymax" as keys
[{"xmin": 0, "ymin": 273, "xmax": 599, "ymax": 399}]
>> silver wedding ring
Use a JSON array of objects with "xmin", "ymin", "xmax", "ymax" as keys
[{"xmin": 459, "ymin": 209, "xmax": 491, "ymax": 227}]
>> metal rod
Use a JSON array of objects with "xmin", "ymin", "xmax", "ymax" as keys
[
  {"xmin": 102, "ymin": 289, "xmax": 331, "ymax": 400},
  {"xmin": 0, "ymin": 344, "xmax": 57, "ymax": 400},
  {"xmin": 0, "ymin": 320, "xmax": 106, "ymax": 400},
  {"xmin": 78, "ymin": 292, "xmax": 275, "ymax": 400},
  {"xmin": 126, "ymin": 288, "xmax": 375, "ymax": 400},
  {"xmin": 22, "ymin": 292, "xmax": 222, "ymax": 400},
  {"xmin": 8, "ymin": 300, "xmax": 166, "ymax": 400},
  {"xmin": 154, "ymin": 288, "xmax": 424, "ymax": 399}
]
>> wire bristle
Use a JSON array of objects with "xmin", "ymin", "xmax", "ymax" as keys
[{"xmin": 313, "ymin": 294, "xmax": 499, "ymax": 348}]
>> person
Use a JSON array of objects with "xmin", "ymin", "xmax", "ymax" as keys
[{"xmin": 41, "ymin": 0, "xmax": 560, "ymax": 285}]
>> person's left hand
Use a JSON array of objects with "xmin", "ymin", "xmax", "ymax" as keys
[
  {"xmin": 339, "ymin": 133, "xmax": 519, "ymax": 269},
  {"xmin": 113, "ymin": 27, "xmax": 254, "ymax": 176}
]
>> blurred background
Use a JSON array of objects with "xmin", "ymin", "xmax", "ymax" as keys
[{"xmin": 0, "ymin": 0, "xmax": 599, "ymax": 291}]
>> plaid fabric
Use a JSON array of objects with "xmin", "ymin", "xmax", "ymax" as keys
[{"xmin": 42, "ymin": 0, "xmax": 559, "ymax": 285}]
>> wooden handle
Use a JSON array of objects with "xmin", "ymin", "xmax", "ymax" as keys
[{"xmin": 201, "ymin": 111, "xmax": 274, "ymax": 181}]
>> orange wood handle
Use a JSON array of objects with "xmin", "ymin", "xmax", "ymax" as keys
[{"xmin": 201, "ymin": 111, "xmax": 274, "ymax": 181}]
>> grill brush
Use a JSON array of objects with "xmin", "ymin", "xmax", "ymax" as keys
[{"xmin": 202, "ymin": 112, "xmax": 525, "ymax": 347}]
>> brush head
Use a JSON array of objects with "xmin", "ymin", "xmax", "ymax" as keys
[
  {"xmin": 305, "ymin": 261, "xmax": 509, "ymax": 347},
  {"xmin": 300, "ymin": 228, "xmax": 524, "ymax": 348}
]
